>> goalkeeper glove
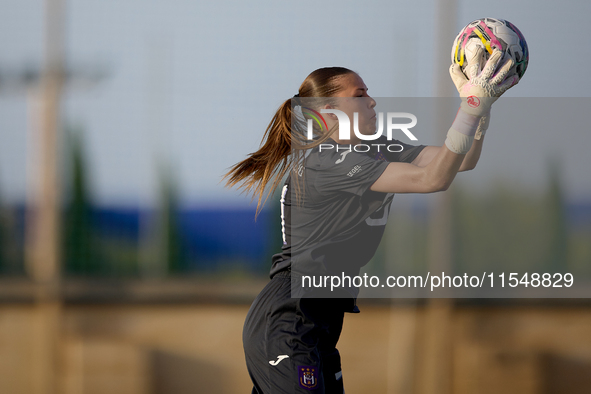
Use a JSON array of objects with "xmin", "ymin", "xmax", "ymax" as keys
[{"xmin": 450, "ymin": 47, "xmax": 519, "ymax": 117}]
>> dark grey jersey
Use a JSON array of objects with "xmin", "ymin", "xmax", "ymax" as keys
[{"xmin": 270, "ymin": 137, "xmax": 425, "ymax": 287}]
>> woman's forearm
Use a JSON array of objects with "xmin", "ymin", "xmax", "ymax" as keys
[{"xmin": 459, "ymin": 136, "xmax": 484, "ymax": 171}]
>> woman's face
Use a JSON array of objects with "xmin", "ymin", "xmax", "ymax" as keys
[{"xmin": 331, "ymin": 73, "xmax": 377, "ymax": 138}]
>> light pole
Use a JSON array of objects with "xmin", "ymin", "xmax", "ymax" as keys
[
  {"xmin": 0, "ymin": 1, "xmax": 103, "ymax": 392},
  {"xmin": 26, "ymin": 1, "xmax": 67, "ymax": 392},
  {"xmin": 420, "ymin": 1, "xmax": 458, "ymax": 394}
]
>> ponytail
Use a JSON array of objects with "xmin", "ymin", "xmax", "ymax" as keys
[
  {"xmin": 224, "ymin": 99, "xmax": 293, "ymax": 214},
  {"xmin": 224, "ymin": 67, "xmax": 356, "ymax": 214}
]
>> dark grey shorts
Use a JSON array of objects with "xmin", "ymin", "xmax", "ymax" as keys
[{"xmin": 242, "ymin": 271, "xmax": 346, "ymax": 393}]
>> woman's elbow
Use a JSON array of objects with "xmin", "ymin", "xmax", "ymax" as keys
[
  {"xmin": 461, "ymin": 162, "xmax": 477, "ymax": 172},
  {"xmin": 436, "ymin": 180, "xmax": 452, "ymax": 192},
  {"xmin": 424, "ymin": 178, "xmax": 452, "ymax": 193}
]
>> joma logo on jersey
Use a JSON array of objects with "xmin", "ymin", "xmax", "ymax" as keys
[
  {"xmin": 305, "ymin": 109, "xmax": 418, "ymax": 142},
  {"xmin": 335, "ymin": 151, "xmax": 351, "ymax": 164}
]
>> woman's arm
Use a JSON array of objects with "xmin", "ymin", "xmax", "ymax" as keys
[
  {"xmin": 370, "ymin": 144, "xmax": 465, "ymax": 193},
  {"xmin": 411, "ymin": 108, "xmax": 490, "ymax": 171},
  {"xmin": 370, "ymin": 111, "xmax": 488, "ymax": 193},
  {"xmin": 410, "ymin": 135, "xmax": 484, "ymax": 172}
]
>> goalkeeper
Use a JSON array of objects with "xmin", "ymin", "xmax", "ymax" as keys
[{"xmin": 225, "ymin": 47, "xmax": 519, "ymax": 394}]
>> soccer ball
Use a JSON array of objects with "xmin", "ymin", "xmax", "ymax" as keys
[{"xmin": 451, "ymin": 18, "xmax": 529, "ymax": 79}]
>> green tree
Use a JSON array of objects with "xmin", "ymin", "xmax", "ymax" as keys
[
  {"xmin": 0, "ymin": 178, "xmax": 4, "ymax": 273},
  {"xmin": 545, "ymin": 159, "xmax": 567, "ymax": 272},
  {"xmin": 0, "ymin": 174, "xmax": 24, "ymax": 275},
  {"xmin": 264, "ymin": 185, "xmax": 285, "ymax": 274},
  {"xmin": 158, "ymin": 163, "xmax": 183, "ymax": 274},
  {"xmin": 63, "ymin": 126, "xmax": 97, "ymax": 275}
]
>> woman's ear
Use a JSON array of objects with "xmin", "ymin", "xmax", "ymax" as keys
[{"xmin": 321, "ymin": 104, "xmax": 338, "ymax": 120}]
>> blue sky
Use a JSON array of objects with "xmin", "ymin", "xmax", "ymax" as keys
[{"xmin": 1, "ymin": 0, "xmax": 590, "ymax": 207}]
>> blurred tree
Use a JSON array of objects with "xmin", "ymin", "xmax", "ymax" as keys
[
  {"xmin": 63, "ymin": 126, "xmax": 97, "ymax": 275},
  {"xmin": 0, "ymin": 175, "xmax": 24, "ymax": 276},
  {"xmin": 138, "ymin": 162, "xmax": 184, "ymax": 278},
  {"xmin": 545, "ymin": 159, "xmax": 567, "ymax": 272},
  {"xmin": 159, "ymin": 163, "xmax": 184, "ymax": 275},
  {"xmin": 264, "ymin": 185, "xmax": 285, "ymax": 275},
  {"xmin": 449, "ymin": 184, "xmax": 463, "ymax": 275},
  {"xmin": 0, "ymin": 178, "xmax": 4, "ymax": 273}
]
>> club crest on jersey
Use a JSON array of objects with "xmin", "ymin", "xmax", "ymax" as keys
[{"xmin": 298, "ymin": 366, "xmax": 318, "ymax": 390}]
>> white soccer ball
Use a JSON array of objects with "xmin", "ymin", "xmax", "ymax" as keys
[{"xmin": 451, "ymin": 18, "xmax": 529, "ymax": 79}]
